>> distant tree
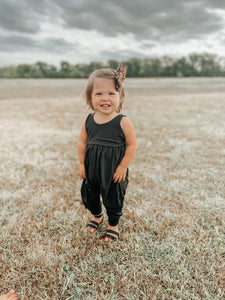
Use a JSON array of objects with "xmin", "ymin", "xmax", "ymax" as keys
[
  {"xmin": 187, "ymin": 53, "xmax": 224, "ymax": 76},
  {"xmin": 29, "ymin": 65, "xmax": 43, "ymax": 78},
  {"xmin": 0, "ymin": 66, "xmax": 17, "ymax": 78},
  {"xmin": 59, "ymin": 61, "xmax": 72, "ymax": 78},
  {"xmin": 74, "ymin": 63, "xmax": 91, "ymax": 78},
  {"xmin": 71, "ymin": 61, "xmax": 105, "ymax": 78},
  {"xmin": 143, "ymin": 58, "xmax": 163, "ymax": 77},
  {"xmin": 46, "ymin": 65, "xmax": 58, "ymax": 78},
  {"xmin": 69, "ymin": 65, "xmax": 85, "ymax": 78},
  {"xmin": 0, "ymin": 54, "xmax": 225, "ymax": 78},
  {"xmin": 171, "ymin": 57, "xmax": 193, "ymax": 77},
  {"xmin": 87, "ymin": 61, "xmax": 105, "ymax": 74},
  {"xmin": 16, "ymin": 64, "xmax": 33, "ymax": 78},
  {"xmin": 188, "ymin": 54, "xmax": 202, "ymax": 76},
  {"xmin": 107, "ymin": 59, "xmax": 119, "ymax": 70},
  {"xmin": 35, "ymin": 62, "xmax": 58, "ymax": 78},
  {"xmin": 199, "ymin": 53, "xmax": 223, "ymax": 76},
  {"xmin": 125, "ymin": 58, "xmax": 142, "ymax": 77},
  {"xmin": 161, "ymin": 56, "xmax": 175, "ymax": 77}
]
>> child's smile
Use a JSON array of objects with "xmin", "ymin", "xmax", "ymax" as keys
[{"xmin": 100, "ymin": 103, "xmax": 111, "ymax": 108}]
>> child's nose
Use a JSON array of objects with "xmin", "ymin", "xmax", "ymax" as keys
[{"xmin": 102, "ymin": 93, "xmax": 109, "ymax": 100}]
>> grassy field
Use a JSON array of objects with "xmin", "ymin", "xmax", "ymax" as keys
[{"xmin": 0, "ymin": 78, "xmax": 225, "ymax": 299}]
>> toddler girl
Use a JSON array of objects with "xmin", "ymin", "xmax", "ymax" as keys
[{"xmin": 77, "ymin": 63, "xmax": 137, "ymax": 242}]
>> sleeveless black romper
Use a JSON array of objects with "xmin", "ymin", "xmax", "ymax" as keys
[{"xmin": 81, "ymin": 113, "xmax": 129, "ymax": 226}]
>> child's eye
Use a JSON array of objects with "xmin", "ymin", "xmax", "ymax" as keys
[
  {"xmin": 109, "ymin": 92, "xmax": 115, "ymax": 95},
  {"xmin": 96, "ymin": 92, "xmax": 102, "ymax": 95}
]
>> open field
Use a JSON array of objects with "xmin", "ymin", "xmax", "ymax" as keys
[{"xmin": 0, "ymin": 78, "xmax": 225, "ymax": 299}]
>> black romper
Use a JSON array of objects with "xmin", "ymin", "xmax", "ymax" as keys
[{"xmin": 81, "ymin": 113, "xmax": 129, "ymax": 226}]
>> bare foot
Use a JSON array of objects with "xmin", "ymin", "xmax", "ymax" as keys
[
  {"xmin": 102, "ymin": 225, "xmax": 119, "ymax": 242},
  {"xmin": 0, "ymin": 290, "xmax": 19, "ymax": 300},
  {"xmin": 87, "ymin": 213, "xmax": 103, "ymax": 233}
]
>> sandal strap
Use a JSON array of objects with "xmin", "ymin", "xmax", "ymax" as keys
[
  {"xmin": 86, "ymin": 218, "xmax": 103, "ymax": 229},
  {"xmin": 106, "ymin": 229, "xmax": 119, "ymax": 237},
  {"xmin": 86, "ymin": 220, "xmax": 98, "ymax": 229},
  {"xmin": 103, "ymin": 233, "xmax": 117, "ymax": 240},
  {"xmin": 86, "ymin": 224, "xmax": 97, "ymax": 229},
  {"xmin": 94, "ymin": 213, "xmax": 103, "ymax": 218}
]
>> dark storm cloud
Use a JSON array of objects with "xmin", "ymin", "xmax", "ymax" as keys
[
  {"xmin": 54, "ymin": 0, "xmax": 225, "ymax": 40},
  {"xmin": 0, "ymin": 0, "xmax": 225, "ymax": 65},
  {"xmin": 39, "ymin": 38, "xmax": 75, "ymax": 53},
  {"xmin": 0, "ymin": 35, "xmax": 74, "ymax": 53},
  {"xmin": 0, "ymin": 0, "xmax": 224, "ymax": 39},
  {"xmin": 0, "ymin": 35, "xmax": 35, "ymax": 51},
  {"xmin": 0, "ymin": 0, "xmax": 46, "ymax": 33}
]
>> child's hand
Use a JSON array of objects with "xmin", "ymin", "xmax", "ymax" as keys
[
  {"xmin": 79, "ymin": 164, "xmax": 86, "ymax": 179},
  {"xmin": 113, "ymin": 165, "xmax": 127, "ymax": 183}
]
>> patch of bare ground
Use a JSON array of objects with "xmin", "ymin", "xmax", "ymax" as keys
[{"xmin": 0, "ymin": 78, "xmax": 224, "ymax": 299}]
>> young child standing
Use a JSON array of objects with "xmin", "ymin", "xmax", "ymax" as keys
[{"xmin": 77, "ymin": 63, "xmax": 137, "ymax": 242}]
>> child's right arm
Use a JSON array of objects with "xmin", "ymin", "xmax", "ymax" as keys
[{"xmin": 77, "ymin": 120, "xmax": 88, "ymax": 179}]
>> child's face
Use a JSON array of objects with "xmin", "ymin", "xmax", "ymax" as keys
[{"xmin": 91, "ymin": 78, "xmax": 121, "ymax": 115}]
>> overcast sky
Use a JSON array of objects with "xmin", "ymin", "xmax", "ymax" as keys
[{"xmin": 0, "ymin": 0, "xmax": 225, "ymax": 67}]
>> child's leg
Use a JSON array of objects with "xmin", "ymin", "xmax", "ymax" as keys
[
  {"xmin": 81, "ymin": 180, "xmax": 102, "ymax": 216},
  {"xmin": 86, "ymin": 212, "xmax": 104, "ymax": 233},
  {"xmin": 103, "ymin": 176, "xmax": 128, "ymax": 224},
  {"xmin": 81, "ymin": 180, "xmax": 103, "ymax": 233},
  {"xmin": 101, "ymin": 176, "xmax": 128, "ymax": 241}
]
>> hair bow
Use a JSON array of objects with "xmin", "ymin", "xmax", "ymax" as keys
[{"xmin": 115, "ymin": 63, "xmax": 127, "ymax": 91}]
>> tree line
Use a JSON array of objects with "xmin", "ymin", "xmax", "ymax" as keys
[{"xmin": 0, "ymin": 53, "xmax": 225, "ymax": 78}]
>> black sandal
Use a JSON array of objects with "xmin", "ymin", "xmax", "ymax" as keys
[
  {"xmin": 102, "ymin": 229, "xmax": 119, "ymax": 241},
  {"xmin": 86, "ymin": 213, "xmax": 103, "ymax": 231}
]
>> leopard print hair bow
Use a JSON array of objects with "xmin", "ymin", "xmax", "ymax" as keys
[{"xmin": 115, "ymin": 63, "xmax": 127, "ymax": 91}]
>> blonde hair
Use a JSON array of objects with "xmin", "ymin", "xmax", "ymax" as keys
[{"xmin": 85, "ymin": 68, "xmax": 125, "ymax": 112}]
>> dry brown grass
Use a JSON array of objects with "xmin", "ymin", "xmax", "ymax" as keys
[{"xmin": 0, "ymin": 78, "xmax": 225, "ymax": 299}]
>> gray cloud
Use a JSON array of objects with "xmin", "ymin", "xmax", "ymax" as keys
[
  {"xmin": 0, "ymin": 0, "xmax": 45, "ymax": 33},
  {"xmin": 0, "ymin": 35, "xmax": 36, "ymax": 51},
  {"xmin": 0, "ymin": 35, "xmax": 75, "ymax": 53},
  {"xmin": 0, "ymin": 0, "xmax": 224, "ymax": 66},
  {"xmin": 39, "ymin": 38, "xmax": 76, "ymax": 53},
  {"xmin": 54, "ymin": 0, "xmax": 225, "ymax": 40},
  {"xmin": 1, "ymin": 0, "xmax": 225, "ymax": 39}
]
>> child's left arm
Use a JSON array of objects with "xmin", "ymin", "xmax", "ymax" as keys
[{"xmin": 113, "ymin": 117, "xmax": 137, "ymax": 183}]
